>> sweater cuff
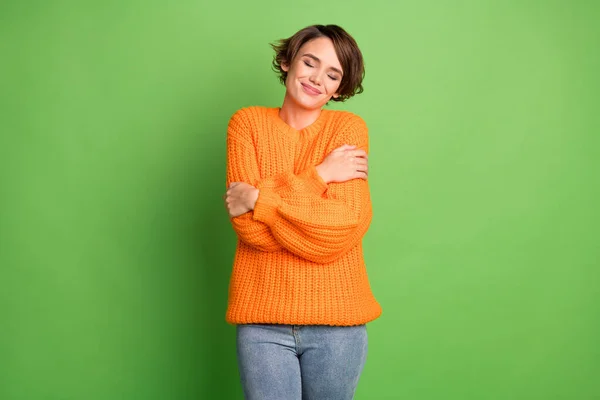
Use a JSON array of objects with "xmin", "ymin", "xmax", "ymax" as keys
[
  {"xmin": 252, "ymin": 187, "xmax": 282, "ymax": 227},
  {"xmin": 301, "ymin": 166, "xmax": 329, "ymax": 195}
]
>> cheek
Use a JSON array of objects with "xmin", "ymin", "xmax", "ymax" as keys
[
  {"xmin": 294, "ymin": 64, "xmax": 310, "ymax": 77},
  {"xmin": 327, "ymin": 80, "xmax": 342, "ymax": 95},
  {"xmin": 286, "ymin": 67, "xmax": 303, "ymax": 85}
]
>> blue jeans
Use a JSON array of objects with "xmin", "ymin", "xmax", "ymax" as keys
[{"xmin": 236, "ymin": 324, "xmax": 368, "ymax": 400}]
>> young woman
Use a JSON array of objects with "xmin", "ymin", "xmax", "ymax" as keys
[{"xmin": 223, "ymin": 24, "xmax": 382, "ymax": 400}]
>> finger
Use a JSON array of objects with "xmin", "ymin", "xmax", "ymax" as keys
[
  {"xmin": 348, "ymin": 154, "xmax": 367, "ymax": 166},
  {"xmin": 228, "ymin": 182, "xmax": 241, "ymax": 189},
  {"xmin": 335, "ymin": 144, "xmax": 357, "ymax": 152},
  {"xmin": 356, "ymin": 171, "xmax": 368, "ymax": 180},
  {"xmin": 355, "ymin": 162, "xmax": 368, "ymax": 172},
  {"xmin": 348, "ymin": 149, "xmax": 368, "ymax": 159}
]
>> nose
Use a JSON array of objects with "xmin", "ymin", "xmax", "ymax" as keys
[{"xmin": 309, "ymin": 70, "xmax": 322, "ymax": 86}]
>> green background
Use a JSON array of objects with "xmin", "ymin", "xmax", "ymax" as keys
[{"xmin": 1, "ymin": 1, "xmax": 598, "ymax": 399}]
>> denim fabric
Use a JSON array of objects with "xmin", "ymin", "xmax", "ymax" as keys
[{"xmin": 236, "ymin": 323, "xmax": 368, "ymax": 400}]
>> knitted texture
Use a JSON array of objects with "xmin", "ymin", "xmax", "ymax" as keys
[{"xmin": 225, "ymin": 106, "xmax": 382, "ymax": 326}]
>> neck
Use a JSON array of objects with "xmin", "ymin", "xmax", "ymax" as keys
[{"xmin": 279, "ymin": 94, "xmax": 322, "ymax": 131}]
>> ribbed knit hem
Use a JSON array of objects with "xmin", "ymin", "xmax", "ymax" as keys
[
  {"xmin": 225, "ymin": 303, "xmax": 383, "ymax": 327},
  {"xmin": 252, "ymin": 188, "xmax": 281, "ymax": 226}
]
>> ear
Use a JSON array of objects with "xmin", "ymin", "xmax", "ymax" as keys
[
  {"xmin": 281, "ymin": 61, "xmax": 290, "ymax": 72},
  {"xmin": 332, "ymin": 93, "xmax": 340, "ymax": 99}
]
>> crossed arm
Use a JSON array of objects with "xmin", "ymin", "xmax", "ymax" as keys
[{"xmin": 225, "ymin": 113, "xmax": 372, "ymax": 264}]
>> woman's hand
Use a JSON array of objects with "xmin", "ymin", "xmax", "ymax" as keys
[
  {"xmin": 316, "ymin": 144, "xmax": 368, "ymax": 184},
  {"xmin": 224, "ymin": 182, "xmax": 259, "ymax": 218}
]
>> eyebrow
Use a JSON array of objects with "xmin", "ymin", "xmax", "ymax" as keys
[{"xmin": 302, "ymin": 53, "xmax": 343, "ymax": 76}]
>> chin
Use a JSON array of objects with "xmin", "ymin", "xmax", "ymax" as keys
[
  {"xmin": 295, "ymin": 93, "xmax": 329, "ymax": 110},
  {"xmin": 284, "ymin": 84, "xmax": 327, "ymax": 109}
]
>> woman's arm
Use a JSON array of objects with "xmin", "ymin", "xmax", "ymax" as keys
[
  {"xmin": 251, "ymin": 118, "xmax": 371, "ymax": 264},
  {"xmin": 226, "ymin": 111, "xmax": 330, "ymax": 252},
  {"xmin": 226, "ymin": 110, "xmax": 372, "ymax": 263}
]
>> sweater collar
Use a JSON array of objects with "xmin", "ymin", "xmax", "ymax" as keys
[{"xmin": 268, "ymin": 107, "xmax": 328, "ymax": 137}]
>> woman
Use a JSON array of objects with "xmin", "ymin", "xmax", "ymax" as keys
[{"xmin": 223, "ymin": 24, "xmax": 382, "ymax": 400}]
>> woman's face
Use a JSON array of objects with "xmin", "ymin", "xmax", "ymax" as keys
[{"xmin": 282, "ymin": 37, "xmax": 343, "ymax": 110}]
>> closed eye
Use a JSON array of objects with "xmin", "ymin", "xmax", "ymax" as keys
[
  {"xmin": 328, "ymin": 75, "xmax": 339, "ymax": 81},
  {"xmin": 303, "ymin": 60, "xmax": 314, "ymax": 68}
]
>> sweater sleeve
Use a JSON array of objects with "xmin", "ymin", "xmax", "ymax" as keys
[
  {"xmin": 252, "ymin": 116, "xmax": 373, "ymax": 264},
  {"xmin": 226, "ymin": 109, "xmax": 329, "ymax": 252}
]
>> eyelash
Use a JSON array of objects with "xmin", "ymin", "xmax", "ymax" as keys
[{"xmin": 303, "ymin": 60, "xmax": 339, "ymax": 81}]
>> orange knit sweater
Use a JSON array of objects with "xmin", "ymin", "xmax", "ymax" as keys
[{"xmin": 225, "ymin": 106, "xmax": 382, "ymax": 326}]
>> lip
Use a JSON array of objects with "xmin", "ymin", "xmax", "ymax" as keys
[{"xmin": 301, "ymin": 83, "xmax": 322, "ymax": 96}]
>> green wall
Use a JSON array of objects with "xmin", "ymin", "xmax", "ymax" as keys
[{"xmin": 1, "ymin": 1, "xmax": 598, "ymax": 399}]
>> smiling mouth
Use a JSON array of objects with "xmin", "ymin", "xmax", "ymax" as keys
[{"xmin": 301, "ymin": 83, "xmax": 321, "ymax": 95}]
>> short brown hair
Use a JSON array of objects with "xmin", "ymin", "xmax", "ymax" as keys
[{"xmin": 270, "ymin": 25, "xmax": 365, "ymax": 102}]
